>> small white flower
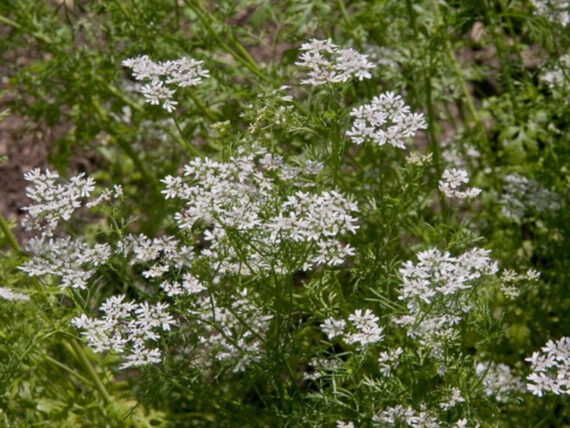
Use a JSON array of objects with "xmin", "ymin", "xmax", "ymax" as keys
[
  {"xmin": 439, "ymin": 168, "xmax": 482, "ymax": 200},
  {"xmin": 347, "ymin": 92, "xmax": 426, "ymax": 148},
  {"xmin": 296, "ymin": 39, "xmax": 375, "ymax": 86},
  {"xmin": 123, "ymin": 55, "xmax": 210, "ymax": 112},
  {"xmin": 0, "ymin": 287, "xmax": 30, "ymax": 301},
  {"xmin": 526, "ymin": 337, "xmax": 570, "ymax": 396},
  {"xmin": 321, "ymin": 318, "xmax": 346, "ymax": 340}
]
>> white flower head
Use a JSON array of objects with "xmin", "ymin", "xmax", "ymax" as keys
[
  {"xmin": 347, "ymin": 92, "xmax": 426, "ymax": 149},
  {"xmin": 123, "ymin": 55, "xmax": 210, "ymax": 112},
  {"xmin": 439, "ymin": 168, "xmax": 482, "ymax": 200},
  {"xmin": 296, "ymin": 38, "xmax": 375, "ymax": 86}
]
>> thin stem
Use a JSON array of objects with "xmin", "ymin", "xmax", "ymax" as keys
[
  {"xmin": 45, "ymin": 354, "xmax": 92, "ymax": 385},
  {"xmin": 187, "ymin": 90, "xmax": 218, "ymax": 121},
  {"xmin": 172, "ymin": 116, "xmax": 201, "ymax": 157},
  {"xmin": 336, "ymin": 0, "xmax": 351, "ymax": 27},
  {"xmin": 433, "ymin": 3, "xmax": 485, "ymax": 136},
  {"xmin": 68, "ymin": 339, "xmax": 112, "ymax": 403},
  {"xmin": 0, "ymin": 212, "xmax": 21, "ymax": 252},
  {"xmin": 185, "ymin": 0, "xmax": 270, "ymax": 81},
  {"xmin": 424, "ymin": 57, "xmax": 449, "ymax": 220}
]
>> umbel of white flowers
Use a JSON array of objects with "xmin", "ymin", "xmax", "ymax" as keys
[
  {"xmin": 122, "ymin": 55, "xmax": 210, "ymax": 112},
  {"xmin": 439, "ymin": 168, "xmax": 482, "ymax": 200},
  {"xmin": 295, "ymin": 38, "xmax": 376, "ymax": 86},
  {"xmin": 161, "ymin": 146, "xmax": 359, "ymax": 276},
  {"xmin": 394, "ymin": 247, "xmax": 499, "ymax": 358},
  {"xmin": 346, "ymin": 92, "xmax": 427, "ymax": 149},
  {"xmin": 526, "ymin": 336, "xmax": 570, "ymax": 397}
]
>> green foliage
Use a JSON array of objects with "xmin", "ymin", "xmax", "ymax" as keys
[{"xmin": 0, "ymin": 0, "xmax": 568, "ymax": 426}]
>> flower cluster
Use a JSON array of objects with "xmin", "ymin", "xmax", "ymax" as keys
[
  {"xmin": 71, "ymin": 295, "xmax": 175, "ymax": 369},
  {"xmin": 475, "ymin": 361, "xmax": 525, "ymax": 402},
  {"xmin": 378, "ymin": 347, "xmax": 403, "ymax": 376},
  {"xmin": 122, "ymin": 55, "xmax": 210, "ymax": 112},
  {"xmin": 295, "ymin": 38, "xmax": 375, "ymax": 86},
  {"xmin": 439, "ymin": 387, "xmax": 465, "ymax": 410},
  {"xmin": 499, "ymin": 268, "xmax": 541, "ymax": 299},
  {"xmin": 118, "ymin": 233, "xmax": 194, "ymax": 281},
  {"xmin": 530, "ymin": 0, "xmax": 569, "ymax": 27},
  {"xmin": 395, "ymin": 248, "xmax": 499, "ymax": 357},
  {"xmin": 161, "ymin": 147, "xmax": 358, "ymax": 276},
  {"xmin": 500, "ymin": 174, "xmax": 561, "ymax": 220},
  {"xmin": 22, "ymin": 168, "xmax": 123, "ymax": 236},
  {"xmin": 346, "ymin": 92, "xmax": 427, "ymax": 148},
  {"xmin": 439, "ymin": 168, "xmax": 481, "ymax": 200},
  {"xmin": 441, "ymin": 138, "xmax": 481, "ymax": 170},
  {"xmin": 190, "ymin": 289, "xmax": 273, "ymax": 372},
  {"xmin": 240, "ymin": 85, "xmax": 296, "ymax": 134},
  {"xmin": 0, "ymin": 287, "xmax": 30, "ymax": 301},
  {"xmin": 373, "ymin": 405, "xmax": 440, "ymax": 427},
  {"xmin": 321, "ymin": 308, "xmax": 384, "ymax": 347},
  {"xmin": 526, "ymin": 337, "xmax": 570, "ymax": 397},
  {"xmin": 21, "ymin": 169, "xmax": 95, "ymax": 235},
  {"xmin": 540, "ymin": 53, "xmax": 570, "ymax": 89},
  {"xmin": 303, "ymin": 357, "xmax": 343, "ymax": 381},
  {"xmin": 20, "ymin": 237, "xmax": 111, "ymax": 289}
]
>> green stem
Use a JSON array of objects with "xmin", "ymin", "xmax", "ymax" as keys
[
  {"xmin": 172, "ymin": 116, "xmax": 201, "ymax": 157},
  {"xmin": 91, "ymin": 99, "xmax": 160, "ymax": 193},
  {"xmin": 0, "ymin": 212, "xmax": 21, "ymax": 252},
  {"xmin": 433, "ymin": 3, "xmax": 485, "ymax": 136},
  {"xmin": 336, "ymin": 0, "xmax": 351, "ymax": 26},
  {"xmin": 424, "ymin": 59, "xmax": 449, "ymax": 220},
  {"xmin": 406, "ymin": 0, "xmax": 419, "ymax": 34},
  {"xmin": 185, "ymin": 0, "xmax": 270, "ymax": 81},
  {"xmin": 45, "ymin": 354, "xmax": 92, "ymax": 385},
  {"xmin": 187, "ymin": 90, "xmax": 218, "ymax": 121},
  {"xmin": 68, "ymin": 339, "xmax": 112, "ymax": 403}
]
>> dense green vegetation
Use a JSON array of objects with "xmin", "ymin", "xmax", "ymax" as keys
[{"xmin": 0, "ymin": 1, "xmax": 568, "ymax": 426}]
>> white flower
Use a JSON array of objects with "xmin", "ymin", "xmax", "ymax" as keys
[
  {"xmin": 72, "ymin": 296, "xmax": 175, "ymax": 369},
  {"xmin": 378, "ymin": 347, "xmax": 403, "ymax": 376},
  {"xmin": 374, "ymin": 405, "xmax": 440, "ymax": 427},
  {"xmin": 526, "ymin": 337, "xmax": 570, "ymax": 396},
  {"xmin": 439, "ymin": 168, "xmax": 481, "ymax": 200},
  {"xmin": 345, "ymin": 309, "xmax": 384, "ymax": 347},
  {"xmin": 0, "ymin": 287, "xmax": 30, "ymax": 301},
  {"xmin": 397, "ymin": 247, "xmax": 500, "ymax": 356},
  {"xmin": 500, "ymin": 174, "xmax": 561, "ymax": 219},
  {"xmin": 324, "ymin": 309, "xmax": 384, "ymax": 347},
  {"xmin": 295, "ymin": 38, "xmax": 375, "ymax": 86},
  {"xmin": 347, "ymin": 92, "xmax": 427, "ymax": 148},
  {"xmin": 531, "ymin": 0, "xmax": 569, "ymax": 27},
  {"xmin": 190, "ymin": 289, "xmax": 273, "ymax": 372},
  {"xmin": 476, "ymin": 361, "xmax": 525, "ymax": 402},
  {"xmin": 123, "ymin": 55, "xmax": 210, "ymax": 112},
  {"xmin": 21, "ymin": 169, "xmax": 100, "ymax": 234},
  {"xmin": 321, "ymin": 318, "xmax": 346, "ymax": 340},
  {"xmin": 182, "ymin": 273, "xmax": 206, "ymax": 294},
  {"xmin": 439, "ymin": 387, "xmax": 465, "ymax": 410},
  {"xmin": 20, "ymin": 237, "xmax": 111, "ymax": 290},
  {"xmin": 162, "ymin": 149, "xmax": 358, "ymax": 276}
]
